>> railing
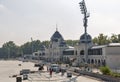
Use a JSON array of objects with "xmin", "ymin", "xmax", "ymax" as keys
[{"xmin": 73, "ymin": 69, "xmax": 120, "ymax": 82}]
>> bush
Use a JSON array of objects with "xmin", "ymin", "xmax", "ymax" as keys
[
  {"xmin": 111, "ymin": 72, "xmax": 120, "ymax": 77},
  {"xmin": 100, "ymin": 66, "xmax": 111, "ymax": 75},
  {"xmin": 100, "ymin": 66, "xmax": 120, "ymax": 78}
]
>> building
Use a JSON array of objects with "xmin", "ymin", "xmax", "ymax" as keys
[
  {"xmin": 74, "ymin": 33, "xmax": 93, "ymax": 66},
  {"xmin": 74, "ymin": 33, "xmax": 120, "ymax": 69},
  {"xmin": 33, "ymin": 29, "xmax": 75, "ymax": 63},
  {"xmin": 32, "ymin": 45, "xmax": 46, "ymax": 60},
  {"xmin": 46, "ymin": 29, "xmax": 76, "ymax": 63},
  {"xmin": 91, "ymin": 43, "xmax": 120, "ymax": 69},
  {"xmin": 33, "ymin": 29, "xmax": 120, "ymax": 69}
]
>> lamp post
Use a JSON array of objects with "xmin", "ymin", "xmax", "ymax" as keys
[
  {"xmin": 79, "ymin": 0, "xmax": 90, "ymax": 64},
  {"xmin": 8, "ymin": 47, "xmax": 10, "ymax": 59},
  {"xmin": 31, "ymin": 37, "xmax": 33, "ymax": 55}
]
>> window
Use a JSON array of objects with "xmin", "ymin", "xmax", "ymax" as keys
[
  {"xmin": 63, "ymin": 50, "xmax": 74, "ymax": 55},
  {"xmin": 88, "ymin": 48, "xmax": 102, "ymax": 55},
  {"xmin": 80, "ymin": 50, "xmax": 84, "ymax": 55},
  {"xmin": 76, "ymin": 51, "xmax": 77, "ymax": 55},
  {"xmin": 42, "ymin": 53, "xmax": 45, "ymax": 55},
  {"xmin": 39, "ymin": 53, "xmax": 41, "ymax": 56},
  {"xmin": 35, "ymin": 53, "xmax": 38, "ymax": 56}
]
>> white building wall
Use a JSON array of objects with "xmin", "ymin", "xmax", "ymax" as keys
[
  {"xmin": 106, "ymin": 55, "xmax": 120, "ymax": 69},
  {"xmin": 45, "ymin": 48, "xmax": 49, "ymax": 58},
  {"xmin": 74, "ymin": 43, "xmax": 93, "ymax": 65},
  {"xmin": 106, "ymin": 47, "xmax": 120, "ymax": 55},
  {"xmin": 102, "ymin": 47, "xmax": 106, "ymax": 57},
  {"xmin": 105, "ymin": 47, "xmax": 120, "ymax": 69}
]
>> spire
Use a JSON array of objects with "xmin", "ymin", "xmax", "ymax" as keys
[{"xmin": 56, "ymin": 24, "xmax": 58, "ymax": 31}]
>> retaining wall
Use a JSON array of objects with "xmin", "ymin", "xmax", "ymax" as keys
[{"xmin": 74, "ymin": 69, "xmax": 120, "ymax": 82}]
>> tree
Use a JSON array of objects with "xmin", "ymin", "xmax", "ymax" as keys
[
  {"xmin": 100, "ymin": 66, "xmax": 111, "ymax": 75},
  {"xmin": 32, "ymin": 40, "xmax": 42, "ymax": 52},
  {"xmin": 21, "ymin": 40, "xmax": 43, "ymax": 55},
  {"xmin": 42, "ymin": 40, "xmax": 50, "ymax": 48},
  {"xmin": 93, "ymin": 37, "xmax": 98, "ymax": 45},
  {"xmin": 110, "ymin": 34, "xmax": 119, "ymax": 43},
  {"xmin": 93, "ymin": 34, "xmax": 110, "ymax": 45},
  {"xmin": 118, "ymin": 34, "xmax": 120, "ymax": 42},
  {"xmin": 0, "ymin": 48, "xmax": 6, "ymax": 58},
  {"xmin": 66, "ymin": 40, "xmax": 73, "ymax": 46},
  {"xmin": 65, "ymin": 40, "xmax": 78, "ymax": 46},
  {"xmin": 2, "ymin": 41, "xmax": 19, "ymax": 58}
]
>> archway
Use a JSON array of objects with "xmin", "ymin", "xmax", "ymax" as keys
[
  {"xmin": 95, "ymin": 59, "xmax": 97, "ymax": 64},
  {"xmin": 98, "ymin": 59, "xmax": 101, "ymax": 66},
  {"xmin": 87, "ymin": 59, "xmax": 90, "ymax": 64},
  {"xmin": 102, "ymin": 60, "xmax": 106, "ymax": 66},
  {"xmin": 80, "ymin": 50, "xmax": 84, "ymax": 55},
  {"xmin": 91, "ymin": 59, "xmax": 94, "ymax": 64}
]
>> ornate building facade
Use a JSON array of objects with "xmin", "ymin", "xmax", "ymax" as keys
[
  {"xmin": 33, "ymin": 29, "xmax": 120, "ymax": 69},
  {"xmin": 74, "ymin": 33, "xmax": 120, "ymax": 69}
]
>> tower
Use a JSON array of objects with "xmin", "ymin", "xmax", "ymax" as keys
[
  {"xmin": 79, "ymin": 0, "xmax": 90, "ymax": 63},
  {"xmin": 49, "ymin": 28, "xmax": 66, "ymax": 62}
]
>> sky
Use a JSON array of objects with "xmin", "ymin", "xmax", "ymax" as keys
[{"xmin": 0, "ymin": 0, "xmax": 120, "ymax": 47}]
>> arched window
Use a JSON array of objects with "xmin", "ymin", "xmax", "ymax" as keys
[
  {"xmin": 98, "ymin": 59, "xmax": 101, "ymax": 66},
  {"xmin": 91, "ymin": 59, "xmax": 94, "ymax": 64},
  {"xmin": 95, "ymin": 59, "xmax": 97, "ymax": 64},
  {"xmin": 76, "ymin": 51, "xmax": 77, "ymax": 55},
  {"xmin": 102, "ymin": 60, "xmax": 106, "ymax": 66},
  {"xmin": 35, "ymin": 53, "xmax": 38, "ymax": 56},
  {"xmin": 39, "ymin": 53, "xmax": 41, "ymax": 56},
  {"xmin": 87, "ymin": 59, "xmax": 90, "ymax": 64},
  {"xmin": 42, "ymin": 53, "xmax": 45, "ymax": 55},
  {"xmin": 98, "ymin": 59, "xmax": 100, "ymax": 64},
  {"xmin": 80, "ymin": 50, "xmax": 84, "ymax": 55}
]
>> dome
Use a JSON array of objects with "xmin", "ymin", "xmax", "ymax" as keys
[
  {"xmin": 80, "ymin": 33, "xmax": 92, "ymax": 43},
  {"xmin": 51, "ymin": 31, "xmax": 64, "ymax": 42}
]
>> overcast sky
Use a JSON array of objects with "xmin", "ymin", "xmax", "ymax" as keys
[{"xmin": 0, "ymin": 0, "xmax": 120, "ymax": 47}]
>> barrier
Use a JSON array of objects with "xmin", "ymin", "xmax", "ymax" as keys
[{"xmin": 74, "ymin": 69, "xmax": 120, "ymax": 82}]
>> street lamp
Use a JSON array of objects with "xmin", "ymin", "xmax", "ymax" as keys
[
  {"xmin": 8, "ymin": 47, "xmax": 10, "ymax": 59},
  {"xmin": 31, "ymin": 37, "xmax": 33, "ymax": 55},
  {"xmin": 79, "ymin": 0, "xmax": 90, "ymax": 64}
]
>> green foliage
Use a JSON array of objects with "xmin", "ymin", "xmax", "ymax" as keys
[
  {"xmin": 2, "ymin": 41, "xmax": 19, "ymax": 58},
  {"xmin": 93, "ymin": 33, "xmax": 120, "ymax": 45},
  {"xmin": 118, "ymin": 34, "xmax": 120, "ymax": 41},
  {"xmin": 111, "ymin": 72, "xmax": 120, "ymax": 77},
  {"xmin": 93, "ymin": 33, "xmax": 110, "ymax": 45},
  {"xmin": 0, "ymin": 33, "xmax": 120, "ymax": 58},
  {"xmin": 20, "ymin": 40, "xmax": 50, "ymax": 56},
  {"xmin": 100, "ymin": 66, "xmax": 120, "ymax": 77},
  {"xmin": 21, "ymin": 42, "xmax": 32, "ymax": 55},
  {"xmin": 100, "ymin": 66, "xmax": 111, "ymax": 75},
  {"xmin": 21, "ymin": 40, "xmax": 42, "ymax": 55},
  {"xmin": 65, "ymin": 40, "xmax": 79, "ymax": 46},
  {"xmin": 0, "ymin": 40, "xmax": 48, "ymax": 58},
  {"xmin": 110, "ymin": 34, "xmax": 119, "ymax": 43},
  {"xmin": 42, "ymin": 40, "xmax": 50, "ymax": 48}
]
